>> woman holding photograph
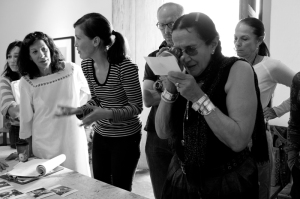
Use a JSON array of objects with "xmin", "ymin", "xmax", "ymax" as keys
[{"xmin": 18, "ymin": 31, "xmax": 91, "ymax": 176}]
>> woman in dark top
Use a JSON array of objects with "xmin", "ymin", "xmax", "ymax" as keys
[
  {"xmin": 155, "ymin": 12, "xmax": 269, "ymax": 199},
  {"xmin": 58, "ymin": 13, "xmax": 143, "ymax": 191}
]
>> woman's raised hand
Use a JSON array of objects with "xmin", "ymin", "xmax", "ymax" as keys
[{"xmin": 168, "ymin": 71, "xmax": 204, "ymax": 103}]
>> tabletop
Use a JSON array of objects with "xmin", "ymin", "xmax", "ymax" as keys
[{"xmin": 0, "ymin": 146, "xmax": 148, "ymax": 199}]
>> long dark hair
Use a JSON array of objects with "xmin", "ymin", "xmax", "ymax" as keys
[
  {"xmin": 172, "ymin": 12, "xmax": 222, "ymax": 59},
  {"xmin": 239, "ymin": 17, "xmax": 270, "ymax": 57},
  {"xmin": 73, "ymin": 13, "xmax": 127, "ymax": 64},
  {"xmin": 18, "ymin": 31, "xmax": 64, "ymax": 79},
  {"xmin": 2, "ymin": 41, "xmax": 22, "ymax": 81}
]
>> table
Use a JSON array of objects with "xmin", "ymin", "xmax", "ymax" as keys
[{"xmin": 0, "ymin": 146, "xmax": 148, "ymax": 199}]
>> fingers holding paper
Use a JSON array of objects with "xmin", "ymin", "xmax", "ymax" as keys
[
  {"xmin": 168, "ymin": 71, "xmax": 205, "ymax": 102},
  {"xmin": 159, "ymin": 75, "xmax": 177, "ymax": 94}
]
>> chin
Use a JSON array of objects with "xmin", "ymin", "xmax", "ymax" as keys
[{"xmin": 79, "ymin": 54, "xmax": 87, "ymax": 60}]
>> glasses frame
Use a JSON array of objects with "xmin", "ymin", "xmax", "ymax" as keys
[{"xmin": 156, "ymin": 22, "xmax": 175, "ymax": 30}]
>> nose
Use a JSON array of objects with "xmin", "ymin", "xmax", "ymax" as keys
[
  {"xmin": 74, "ymin": 40, "xmax": 78, "ymax": 47},
  {"xmin": 234, "ymin": 39, "xmax": 241, "ymax": 47},
  {"xmin": 180, "ymin": 51, "xmax": 192, "ymax": 64},
  {"xmin": 38, "ymin": 50, "xmax": 45, "ymax": 58},
  {"xmin": 164, "ymin": 26, "xmax": 172, "ymax": 34}
]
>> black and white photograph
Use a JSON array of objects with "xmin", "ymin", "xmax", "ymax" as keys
[
  {"xmin": 26, "ymin": 187, "xmax": 55, "ymax": 199},
  {"xmin": 0, "ymin": 188, "xmax": 24, "ymax": 199},
  {"xmin": 49, "ymin": 185, "xmax": 77, "ymax": 197}
]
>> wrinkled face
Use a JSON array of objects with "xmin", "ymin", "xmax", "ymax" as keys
[
  {"xmin": 29, "ymin": 40, "xmax": 51, "ymax": 71},
  {"xmin": 157, "ymin": 7, "xmax": 179, "ymax": 46},
  {"xmin": 74, "ymin": 26, "xmax": 96, "ymax": 59},
  {"xmin": 234, "ymin": 22, "xmax": 260, "ymax": 59},
  {"xmin": 7, "ymin": 46, "xmax": 20, "ymax": 72},
  {"xmin": 172, "ymin": 28, "xmax": 214, "ymax": 77}
]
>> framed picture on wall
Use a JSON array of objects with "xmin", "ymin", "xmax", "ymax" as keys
[{"xmin": 53, "ymin": 36, "xmax": 75, "ymax": 63}]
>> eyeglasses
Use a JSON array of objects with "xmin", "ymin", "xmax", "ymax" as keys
[
  {"xmin": 156, "ymin": 22, "xmax": 174, "ymax": 30},
  {"xmin": 171, "ymin": 45, "xmax": 199, "ymax": 57}
]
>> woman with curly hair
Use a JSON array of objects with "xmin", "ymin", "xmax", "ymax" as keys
[{"xmin": 18, "ymin": 32, "xmax": 91, "ymax": 176}]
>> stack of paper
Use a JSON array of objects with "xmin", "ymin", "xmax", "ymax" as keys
[{"xmin": 7, "ymin": 154, "xmax": 66, "ymax": 177}]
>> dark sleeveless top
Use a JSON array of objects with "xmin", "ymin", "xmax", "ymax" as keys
[{"xmin": 169, "ymin": 55, "xmax": 268, "ymax": 184}]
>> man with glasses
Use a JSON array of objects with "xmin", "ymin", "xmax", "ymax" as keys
[{"xmin": 143, "ymin": 2, "xmax": 184, "ymax": 199}]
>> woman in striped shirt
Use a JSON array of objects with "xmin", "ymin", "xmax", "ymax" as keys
[
  {"xmin": 58, "ymin": 13, "xmax": 143, "ymax": 191},
  {"xmin": 0, "ymin": 41, "xmax": 22, "ymax": 149}
]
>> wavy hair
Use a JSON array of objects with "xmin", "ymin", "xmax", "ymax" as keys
[
  {"xmin": 2, "ymin": 41, "xmax": 22, "ymax": 81},
  {"xmin": 18, "ymin": 31, "xmax": 64, "ymax": 79}
]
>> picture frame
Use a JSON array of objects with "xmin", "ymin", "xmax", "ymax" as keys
[{"xmin": 53, "ymin": 36, "xmax": 75, "ymax": 62}]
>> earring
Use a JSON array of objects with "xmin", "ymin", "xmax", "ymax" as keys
[{"xmin": 211, "ymin": 49, "xmax": 215, "ymax": 55}]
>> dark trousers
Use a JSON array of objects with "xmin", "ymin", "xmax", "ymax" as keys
[
  {"xmin": 92, "ymin": 132, "xmax": 141, "ymax": 191},
  {"xmin": 145, "ymin": 131, "xmax": 173, "ymax": 199},
  {"xmin": 291, "ymin": 166, "xmax": 300, "ymax": 199}
]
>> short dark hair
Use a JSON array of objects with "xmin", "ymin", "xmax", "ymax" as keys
[
  {"xmin": 239, "ymin": 17, "xmax": 270, "ymax": 56},
  {"xmin": 73, "ymin": 13, "xmax": 127, "ymax": 64},
  {"xmin": 157, "ymin": 2, "xmax": 184, "ymax": 17},
  {"xmin": 18, "ymin": 31, "xmax": 64, "ymax": 79},
  {"xmin": 2, "ymin": 41, "xmax": 22, "ymax": 81},
  {"xmin": 172, "ymin": 12, "xmax": 222, "ymax": 58}
]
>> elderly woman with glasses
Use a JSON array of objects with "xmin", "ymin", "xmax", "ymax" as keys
[
  {"xmin": 155, "ymin": 12, "xmax": 269, "ymax": 199},
  {"xmin": 17, "ymin": 31, "xmax": 91, "ymax": 176}
]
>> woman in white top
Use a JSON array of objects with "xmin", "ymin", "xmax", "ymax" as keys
[
  {"xmin": 234, "ymin": 17, "xmax": 295, "ymax": 199},
  {"xmin": 18, "ymin": 32, "xmax": 91, "ymax": 176}
]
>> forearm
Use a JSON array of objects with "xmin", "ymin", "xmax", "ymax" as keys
[
  {"xmin": 155, "ymin": 100, "xmax": 174, "ymax": 139},
  {"xmin": 273, "ymin": 98, "xmax": 290, "ymax": 117},
  {"xmin": 203, "ymin": 107, "xmax": 253, "ymax": 152},
  {"xmin": 110, "ymin": 102, "xmax": 142, "ymax": 122},
  {"xmin": 77, "ymin": 98, "xmax": 101, "ymax": 119},
  {"xmin": 143, "ymin": 89, "xmax": 161, "ymax": 107}
]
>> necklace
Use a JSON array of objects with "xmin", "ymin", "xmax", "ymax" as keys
[{"xmin": 250, "ymin": 53, "xmax": 258, "ymax": 66}]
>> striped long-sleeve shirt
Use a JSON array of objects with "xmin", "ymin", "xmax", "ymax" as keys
[
  {"xmin": 0, "ymin": 76, "xmax": 19, "ymax": 126},
  {"xmin": 79, "ymin": 58, "xmax": 143, "ymax": 137}
]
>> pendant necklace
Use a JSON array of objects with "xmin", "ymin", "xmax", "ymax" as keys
[{"xmin": 181, "ymin": 101, "xmax": 189, "ymax": 146}]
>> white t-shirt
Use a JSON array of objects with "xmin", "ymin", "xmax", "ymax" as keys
[
  {"xmin": 19, "ymin": 62, "xmax": 91, "ymax": 176},
  {"xmin": 253, "ymin": 56, "xmax": 295, "ymax": 117}
]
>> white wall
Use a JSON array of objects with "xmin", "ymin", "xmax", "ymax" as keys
[
  {"xmin": 0, "ymin": 0, "xmax": 112, "ymax": 69},
  {"xmin": 268, "ymin": 0, "xmax": 300, "ymax": 127}
]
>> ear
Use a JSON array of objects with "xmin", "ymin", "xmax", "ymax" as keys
[
  {"xmin": 257, "ymin": 36, "xmax": 264, "ymax": 46},
  {"xmin": 210, "ymin": 36, "xmax": 219, "ymax": 54},
  {"xmin": 93, "ymin": 36, "xmax": 101, "ymax": 47}
]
